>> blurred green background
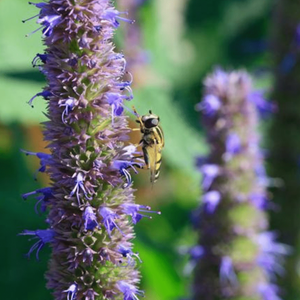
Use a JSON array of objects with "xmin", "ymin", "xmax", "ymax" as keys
[{"xmin": 0, "ymin": 0, "xmax": 289, "ymax": 299}]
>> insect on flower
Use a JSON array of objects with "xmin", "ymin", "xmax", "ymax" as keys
[{"xmin": 132, "ymin": 106, "xmax": 165, "ymax": 184}]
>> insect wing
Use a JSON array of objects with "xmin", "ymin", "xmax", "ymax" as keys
[{"xmin": 145, "ymin": 140, "xmax": 162, "ymax": 184}]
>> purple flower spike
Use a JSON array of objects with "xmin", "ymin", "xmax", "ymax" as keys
[
  {"xmin": 63, "ymin": 283, "xmax": 77, "ymax": 300},
  {"xmin": 19, "ymin": 229, "xmax": 55, "ymax": 260},
  {"xmin": 196, "ymin": 94, "xmax": 221, "ymax": 116},
  {"xmin": 83, "ymin": 206, "xmax": 99, "ymax": 231},
  {"xmin": 117, "ymin": 281, "xmax": 144, "ymax": 300},
  {"xmin": 19, "ymin": 1, "xmax": 152, "ymax": 298},
  {"xmin": 200, "ymin": 164, "xmax": 220, "ymax": 190},
  {"xmin": 99, "ymin": 207, "xmax": 124, "ymax": 237},
  {"xmin": 193, "ymin": 70, "xmax": 287, "ymax": 299},
  {"xmin": 121, "ymin": 203, "xmax": 161, "ymax": 224},
  {"xmin": 69, "ymin": 173, "xmax": 92, "ymax": 206},
  {"xmin": 202, "ymin": 191, "xmax": 221, "ymax": 214}
]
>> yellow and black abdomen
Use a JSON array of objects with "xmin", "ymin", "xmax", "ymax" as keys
[{"xmin": 143, "ymin": 126, "xmax": 164, "ymax": 183}]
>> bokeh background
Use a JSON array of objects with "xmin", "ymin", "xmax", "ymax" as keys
[{"xmin": 1, "ymin": 0, "xmax": 300, "ymax": 299}]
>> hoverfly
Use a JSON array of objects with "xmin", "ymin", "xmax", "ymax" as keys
[{"xmin": 132, "ymin": 107, "xmax": 164, "ymax": 183}]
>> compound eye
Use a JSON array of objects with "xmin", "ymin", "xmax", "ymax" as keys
[
  {"xmin": 151, "ymin": 118, "xmax": 159, "ymax": 126},
  {"xmin": 145, "ymin": 118, "xmax": 158, "ymax": 128}
]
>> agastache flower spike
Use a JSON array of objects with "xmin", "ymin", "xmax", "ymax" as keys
[
  {"xmin": 19, "ymin": 1, "xmax": 154, "ymax": 299},
  {"xmin": 193, "ymin": 69, "xmax": 287, "ymax": 299}
]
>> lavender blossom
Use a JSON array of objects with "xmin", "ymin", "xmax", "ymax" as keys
[
  {"xmin": 19, "ymin": 1, "xmax": 158, "ymax": 299},
  {"xmin": 192, "ymin": 69, "xmax": 286, "ymax": 299}
]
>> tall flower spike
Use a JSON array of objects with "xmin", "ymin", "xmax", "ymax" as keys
[
  {"xmin": 19, "ymin": 1, "xmax": 159, "ymax": 299},
  {"xmin": 193, "ymin": 69, "xmax": 287, "ymax": 299}
]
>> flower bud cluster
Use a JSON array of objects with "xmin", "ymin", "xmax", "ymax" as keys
[{"xmin": 192, "ymin": 69, "xmax": 289, "ymax": 300}]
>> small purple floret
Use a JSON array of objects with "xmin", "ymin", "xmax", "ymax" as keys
[
  {"xmin": 202, "ymin": 191, "xmax": 221, "ymax": 214},
  {"xmin": 248, "ymin": 91, "xmax": 277, "ymax": 117},
  {"xmin": 37, "ymin": 14, "xmax": 62, "ymax": 37},
  {"xmin": 22, "ymin": 187, "xmax": 52, "ymax": 213},
  {"xmin": 102, "ymin": 8, "xmax": 134, "ymax": 28},
  {"xmin": 70, "ymin": 172, "xmax": 92, "ymax": 206},
  {"xmin": 59, "ymin": 98, "xmax": 76, "ymax": 124},
  {"xmin": 19, "ymin": 229, "xmax": 55, "ymax": 260},
  {"xmin": 189, "ymin": 245, "xmax": 204, "ymax": 260},
  {"xmin": 257, "ymin": 232, "xmax": 291, "ymax": 278},
  {"xmin": 117, "ymin": 281, "xmax": 144, "ymax": 300},
  {"xmin": 225, "ymin": 133, "xmax": 241, "ymax": 156},
  {"xmin": 121, "ymin": 203, "xmax": 161, "ymax": 224},
  {"xmin": 118, "ymin": 244, "xmax": 142, "ymax": 265},
  {"xmin": 99, "ymin": 207, "xmax": 124, "ymax": 237},
  {"xmin": 32, "ymin": 53, "xmax": 48, "ymax": 67},
  {"xmin": 63, "ymin": 283, "xmax": 78, "ymax": 300},
  {"xmin": 200, "ymin": 164, "xmax": 220, "ymax": 190},
  {"xmin": 21, "ymin": 149, "xmax": 52, "ymax": 178},
  {"xmin": 220, "ymin": 256, "xmax": 238, "ymax": 289},
  {"xmin": 196, "ymin": 94, "xmax": 221, "ymax": 116},
  {"xmin": 112, "ymin": 159, "xmax": 143, "ymax": 188},
  {"xmin": 83, "ymin": 206, "xmax": 99, "ymax": 231},
  {"xmin": 258, "ymin": 283, "xmax": 281, "ymax": 300},
  {"xmin": 106, "ymin": 92, "xmax": 133, "ymax": 124},
  {"xmin": 28, "ymin": 90, "xmax": 52, "ymax": 107}
]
